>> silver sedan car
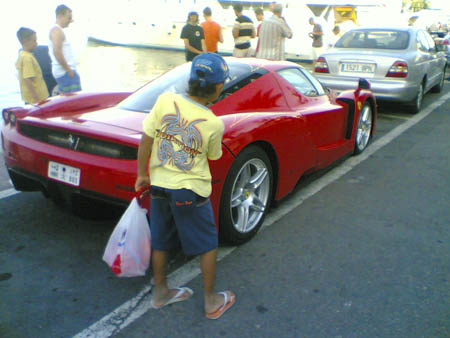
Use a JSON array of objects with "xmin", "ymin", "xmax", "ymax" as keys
[{"xmin": 314, "ymin": 27, "xmax": 447, "ymax": 113}]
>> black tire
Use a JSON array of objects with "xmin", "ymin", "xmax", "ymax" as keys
[
  {"xmin": 219, "ymin": 146, "xmax": 273, "ymax": 245},
  {"xmin": 353, "ymin": 103, "xmax": 373, "ymax": 155},
  {"xmin": 409, "ymin": 82, "xmax": 424, "ymax": 114},
  {"xmin": 431, "ymin": 67, "xmax": 445, "ymax": 93}
]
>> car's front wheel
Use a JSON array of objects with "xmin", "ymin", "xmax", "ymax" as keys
[
  {"xmin": 353, "ymin": 103, "xmax": 373, "ymax": 155},
  {"xmin": 219, "ymin": 146, "xmax": 273, "ymax": 245},
  {"xmin": 431, "ymin": 68, "xmax": 445, "ymax": 93}
]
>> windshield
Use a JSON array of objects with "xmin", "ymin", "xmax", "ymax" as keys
[
  {"xmin": 335, "ymin": 30, "xmax": 410, "ymax": 50},
  {"xmin": 120, "ymin": 61, "xmax": 253, "ymax": 113}
]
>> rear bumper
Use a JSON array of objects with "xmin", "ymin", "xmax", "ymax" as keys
[
  {"xmin": 2, "ymin": 126, "xmax": 137, "ymax": 205},
  {"xmin": 316, "ymin": 74, "xmax": 418, "ymax": 102},
  {"xmin": 7, "ymin": 166, "xmax": 130, "ymax": 207}
]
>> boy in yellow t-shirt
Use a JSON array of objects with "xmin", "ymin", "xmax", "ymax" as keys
[
  {"xmin": 135, "ymin": 53, "xmax": 235, "ymax": 320},
  {"xmin": 16, "ymin": 27, "xmax": 49, "ymax": 104}
]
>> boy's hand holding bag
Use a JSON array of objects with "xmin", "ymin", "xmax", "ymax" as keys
[{"xmin": 103, "ymin": 186, "xmax": 151, "ymax": 277}]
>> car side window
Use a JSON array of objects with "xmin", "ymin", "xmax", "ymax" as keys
[
  {"xmin": 277, "ymin": 68, "xmax": 322, "ymax": 97},
  {"xmin": 417, "ymin": 31, "xmax": 430, "ymax": 52},
  {"xmin": 423, "ymin": 31, "xmax": 436, "ymax": 51}
]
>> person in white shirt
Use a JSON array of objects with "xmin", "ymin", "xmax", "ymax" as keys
[
  {"xmin": 49, "ymin": 4, "xmax": 81, "ymax": 93},
  {"xmin": 328, "ymin": 25, "xmax": 342, "ymax": 49},
  {"xmin": 256, "ymin": 3, "xmax": 293, "ymax": 61}
]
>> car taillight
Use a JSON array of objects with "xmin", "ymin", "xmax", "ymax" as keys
[
  {"xmin": 314, "ymin": 57, "xmax": 329, "ymax": 73},
  {"xmin": 443, "ymin": 40, "xmax": 449, "ymax": 45},
  {"xmin": 386, "ymin": 61, "xmax": 408, "ymax": 78}
]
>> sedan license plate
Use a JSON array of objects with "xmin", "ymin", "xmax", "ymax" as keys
[
  {"xmin": 341, "ymin": 63, "xmax": 375, "ymax": 73},
  {"xmin": 48, "ymin": 161, "xmax": 81, "ymax": 186}
]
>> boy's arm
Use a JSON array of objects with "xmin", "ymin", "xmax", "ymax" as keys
[
  {"xmin": 135, "ymin": 133, "xmax": 153, "ymax": 191},
  {"xmin": 50, "ymin": 27, "xmax": 74, "ymax": 77},
  {"xmin": 23, "ymin": 78, "xmax": 39, "ymax": 103}
]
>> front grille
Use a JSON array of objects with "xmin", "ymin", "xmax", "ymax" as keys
[{"xmin": 19, "ymin": 123, "xmax": 137, "ymax": 160}]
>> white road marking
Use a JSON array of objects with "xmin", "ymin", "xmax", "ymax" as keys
[
  {"xmin": 0, "ymin": 188, "xmax": 19, "ymax": 200},
  {"xmin": 2, "ymin": 92, "xmax": 448, "ymax": 338},
  {"xmin": 379, "ymin": 113, "xmax": 410, "ymax": 120}
]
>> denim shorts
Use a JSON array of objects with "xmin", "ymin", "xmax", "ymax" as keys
[
  {"xmin": 56, "ymin": 70, "xmax": 81, "ymax": 93},
  {"xmin": 150, "ymin": 186, "xmax": 218, "ymax": 256}
]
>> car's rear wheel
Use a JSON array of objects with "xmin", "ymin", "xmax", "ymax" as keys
[
  {"xmin": 353, "ymin": 103, "xmax": 372, "ymax": 155},
  {"xmin": 409, "ymin": 82, "xmax": 424, "ymax": 114},
  {"xmin": 219, "ymin": 146, "xmax": 273, "ymax": 245},
  {"xmin": 431, "ymin": 68, "xmax": 445, "ymax": 93}
]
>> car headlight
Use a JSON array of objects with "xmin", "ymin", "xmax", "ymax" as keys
[
  {"xmin": 2, "ymin": 109, "xmax": 9, "ymax": 125},
  {"xmin": 9, "ymin": 112, "xmax": 17, "ymax": 126}
]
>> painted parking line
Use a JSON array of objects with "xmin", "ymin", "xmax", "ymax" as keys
[
  {"xmin": 379, "ymin": 113, "xmax": 410, "ymax": 120},
  {"xmin": 73, "ymin": 90, "xmax": 450, "ymax": 338},
  {"xmin": 0, "ymin": 187, "xmax": 19, "ymax": 200}
]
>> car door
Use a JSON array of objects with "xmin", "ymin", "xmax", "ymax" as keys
[
  {"xmin": 276, "ymin": 67, "xmax": 349, "ymax": 167},
  {"xmin": 416, "ymin": 30, "xmax": 435, "ymax": 91},
  {"xmin": 423, "ymin": 30, "xmax": 443, "ymax": 87}
]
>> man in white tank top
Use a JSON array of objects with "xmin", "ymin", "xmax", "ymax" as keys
[{"xmin": 49, "ymin": 4, "xmax": 81, "ymax": 93}]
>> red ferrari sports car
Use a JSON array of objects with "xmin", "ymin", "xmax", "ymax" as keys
[{"xmin": 1, "ymin": 57, "xmax": 376, "ymax": 244}]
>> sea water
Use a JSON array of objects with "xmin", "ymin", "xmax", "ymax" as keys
[{"xmin": 0, "ymin": 0, "xmax": 187, "ymax": 130}]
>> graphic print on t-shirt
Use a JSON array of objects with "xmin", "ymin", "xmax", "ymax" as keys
[{"xmin": 156, "ymin": 102, "xmax": 206, "ymax": 171}]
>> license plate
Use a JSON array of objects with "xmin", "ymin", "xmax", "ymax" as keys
[
  {"xmin": 341, "ymin": 63, "xmax": 375, "ymax": 73},
  {"xmin": 48, "ymin": 161, "xmax": 81, "ymax": 186}
]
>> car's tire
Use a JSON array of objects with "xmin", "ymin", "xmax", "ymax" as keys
[
  {"xmin": 431, "ymin": 67, "xmax": 445, "ymax": 93},
  {"xmin": 219, "ymin": 146, "xmax": 273, "ymax": 245},
  {"xmin": 353, "ymin": 103, "xmax": 373, "ymax": 155},
  {"xmin": 409, "ymin": 82, "xmax": 424, "ymax": 114}
]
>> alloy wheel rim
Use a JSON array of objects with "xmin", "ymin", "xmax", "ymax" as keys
[
  {"xmin": 230, "ymin": 158, "xmax": 270, "ymax": 233},
  {"xmin": 356, "ymin": 105, "xmax": 372, "ymax": 150}
]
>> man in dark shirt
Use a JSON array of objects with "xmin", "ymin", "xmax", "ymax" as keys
[
  {"xmin": 309, "ymin": 17, "xmax": 324, "ymax": 66},
  {"xmin": 232, "ymin": 4, "xmax": 256, "ymax": 57},
  {"xmin": 181, "ymin": 11, "xmax": 206, "ymax": 62},
  {"xmin": 33, "ymin": 45, "xmax": 57, "ymax": 95}
]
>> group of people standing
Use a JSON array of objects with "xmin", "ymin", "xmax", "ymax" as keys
[
  {"xmin": 180, "ymin": 3, "xmax": 340, "ymax": 65},
  {"xmin": 15, "ymin": 4, "xmax": 80, "ymax": 105},
  {"xmin": 181, "ymin": 3, "xmax": 294, "ymax": 62}
]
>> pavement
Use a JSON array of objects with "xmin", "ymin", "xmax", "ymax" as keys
[
  {"xmin": 108, "ymin": 93, "xmax": 450, "ymax": 337},
  {"xmin": 1, "ymin": 83, "xmax": 449, "ymax": 338}
]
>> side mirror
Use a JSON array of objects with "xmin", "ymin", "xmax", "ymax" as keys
[{"xmin": 358, "ymin": 78, "xmax": 371, "ymax": 90}]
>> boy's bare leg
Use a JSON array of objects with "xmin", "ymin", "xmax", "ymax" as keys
[
  {"xmin": 200, "ymin": 248, "xmax": 227, "ymax": 313},
  {"xmin": 152, "ymin": 249, "xmax": 188, "ymax": 305}
]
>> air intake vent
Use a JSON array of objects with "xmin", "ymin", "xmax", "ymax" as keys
[{"xmin": 19, "ymin": 123, "xmax": 137, "ymax": 160}]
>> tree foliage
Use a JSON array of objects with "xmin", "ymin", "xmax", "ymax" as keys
[{"xmin": 403, "ymin": 0, "xmax": 430, "ymax": 12}]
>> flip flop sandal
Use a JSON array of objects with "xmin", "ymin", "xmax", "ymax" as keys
[
  {"xmin": 151, "ymin": 287, "xmax": 194, "ymax": 309},
  {"xmin": 206, "ymin": 291, "xmax": 236, "ymax": 320}
]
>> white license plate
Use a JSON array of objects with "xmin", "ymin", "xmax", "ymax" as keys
[
  {"xmin": 341, "ymin": 63, "xmax": 375, "ymax": 73},
  {"xmin": 48, "ymin": 161, "xmax": 81, "ymax": 186}
]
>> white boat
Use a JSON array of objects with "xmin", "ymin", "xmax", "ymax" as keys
[
  {"xmin": 87, "ymin": 0, "xmax": 403, "ymax": 62},
  {"xmin": 87, "ymin": 0, "xmax": 315, "ymax": 61}
]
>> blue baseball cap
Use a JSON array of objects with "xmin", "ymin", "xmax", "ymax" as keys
[{"xmin": 190, "ymin": 53, "xmax": 229, "ymax": 85}]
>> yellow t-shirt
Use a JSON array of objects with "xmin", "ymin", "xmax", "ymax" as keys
[
  {"xmin": 142, "ymin": 92, "xmax": 224, "ymax": 197},
  {"xmin": 16, "ymin": 50, "xmax": 49, "ymax": 104}
]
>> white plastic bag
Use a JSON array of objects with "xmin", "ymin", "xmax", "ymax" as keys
[{"xmin": 103, "ymin": 197, "xmax": 151, "ymax": 277}]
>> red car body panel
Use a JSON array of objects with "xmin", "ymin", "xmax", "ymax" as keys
[{"xmin": 2, "ymin": 59, "xmax": 377, "ymax": 230}]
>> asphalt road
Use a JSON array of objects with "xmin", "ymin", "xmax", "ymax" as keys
[{"xmin": 1, "ymin": 85, "xmax": 449, "ymax": 338}]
